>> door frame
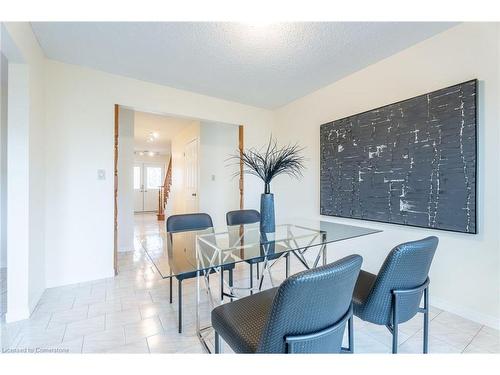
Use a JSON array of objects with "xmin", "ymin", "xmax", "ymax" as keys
[
  {"xmin": 134, "ymin": 161, "xmax": 165, "ymax": 213},
  {"xmin": 183, "ymin": 137, "xmax": 200, "ymax": 213},
  {"xmin": 113, "ymin": 105, "xmax": 245, "ymax": 276}
]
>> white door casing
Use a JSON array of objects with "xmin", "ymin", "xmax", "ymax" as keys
[
  {"xmin": 134, "ymin": 162, "xmax": 164, "ymax": 212},
  {"xmin": 184, "ymin": 138, "xmax": 199, "ymax": 213},
  {"xmin": 133, "ymin": 163, "xmax": 143, "ymax": 212}
]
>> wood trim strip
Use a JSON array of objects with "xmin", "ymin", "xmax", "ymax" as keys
[
  {"xmin": 113, "ymin": 104, "xmax": 119, "ymax": 275},
  {"xmin": 238, "ymin": 125, "xmax": 244, "ymax": 210}
]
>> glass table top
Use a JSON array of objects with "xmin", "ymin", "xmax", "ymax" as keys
[{"xmin": 140, "ymin": 219, "xmax": 381, "ymax": 279}]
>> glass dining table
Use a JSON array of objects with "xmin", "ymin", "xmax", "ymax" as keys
[{"xmin": 140, "ymin": 219, "xmax": 382, "ymax": 353}]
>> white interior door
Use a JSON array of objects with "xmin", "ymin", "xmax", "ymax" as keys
[
  {"xmin": 133, "ymin": 163, "xmax": 144, "ymax": 212},
  {"xmin": 184, "ymin": 138, "xmax": 199, "ymax": 213},
  {"xmin": 134, "ymin": 162, "xmax": 164, "ymax": 212}
]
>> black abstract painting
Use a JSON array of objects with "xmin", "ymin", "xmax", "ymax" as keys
[{"xmin": 320, "ymin": 80, "xmax": 477, "ymax": 234}]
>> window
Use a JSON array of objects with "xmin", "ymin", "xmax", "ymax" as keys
[{"xmin": 146, "ymin": 167, "xmax": 162, "ymax": 189}]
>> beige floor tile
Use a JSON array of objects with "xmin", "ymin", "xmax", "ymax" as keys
[
  {"xmin": 48, "ymin": 305, "xmax": 90, "ymax": 328},
  {"xmin": 82, "ymin": 327, "xmax": 125, "ymax": 353},
  {"xmin": 105, "ymin": 338, "xmax": 150, "ymax": 353},
  {"xmin": 63, "ymin": 315, "xmax": 105, "ymax": 342},
  {"xmin": 124, "ymin": 316, "xmax": 164, "ymax": 344},
  {"xmin": 399, "ymin": 330, "xmax": 462, "ymax": 354},
  {"xmin": 463, "ymin": 327, "xmax": 500, "ymax": 353},
  {"xmin": 147, "ymin": 333, "xmax": 203, "ymax": 354},
  {"xmin": 139, "ymin": 302, "xmax": 172, "ymax": 319},
  {"xmin": 88, "ymin": 301, "xmax": 122, "ymax": 317},
  {"xmin": 16, "ymin": 325, "xmax": 66, "ymax": 349},
  {"xmin": 105, "ymin": 308, "xmax": 142, "ymax": 330},
  {"xmin": 427, "ymin": 320, "xmax": 480, "ymax": 349}
]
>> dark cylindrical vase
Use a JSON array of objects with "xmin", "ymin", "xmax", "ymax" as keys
[{"xmin": 260, "ymin": 193, "xmax": 275, "ymax": 233}]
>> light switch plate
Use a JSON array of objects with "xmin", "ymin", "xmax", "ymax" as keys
[{"xmin": 97, "ymin": 169, "xmax": 106, "ymax": 180}]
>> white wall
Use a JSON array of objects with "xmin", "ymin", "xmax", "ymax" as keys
[
  {"xmin": 273, "ymin": 23, "xmax": 500, "ymax": 328},
  {"xmin": 0, "ymin": 53, "xmax": 7, "ymax": 270},
  {"xmin": 134, "ymin": 153, "xmax": 169, "ymax": 164},
  {"xmin": 2, "ymin": 23, "xmax": 46, "ymax": 322},
  {"xmin": 117, "ymin": 107, "xmax": 135, "ymax": 252},
  {"xmin": 44, "ymin": 60, "xmax": 273, "ymax": 288},
  {"xmin": 199, "ymin": 121, "xmax": 240, "ymax": 229}
]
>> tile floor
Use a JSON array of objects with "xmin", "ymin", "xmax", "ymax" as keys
[
  {"xmin": 0, "ymin": 268, "xmax": 6, "ymax": 321},
  {"xmin": 1, "ymin": 213, "xmax": 499, "ymax": 354}
]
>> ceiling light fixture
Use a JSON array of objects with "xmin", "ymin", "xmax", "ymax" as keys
[
  {"xmin": 147, "ymin": 131, "xmax": 159, "ymax": 143},
  {"xmin": 135, "ymin": 150, "xmax": 160, "ymax": 157}
]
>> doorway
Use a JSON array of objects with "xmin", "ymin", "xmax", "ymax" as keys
[
  {"xmin": 114, "ymin": 106, "xmax": 244, "ymax": 275},
  {"xmin": 134, "ymin": 162, "xmax": 165, "ymax": 212}
]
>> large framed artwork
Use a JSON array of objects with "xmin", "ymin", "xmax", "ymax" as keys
[{"xmin": 320, "ymin": 79, "xmax": 477, "ymax": 234}]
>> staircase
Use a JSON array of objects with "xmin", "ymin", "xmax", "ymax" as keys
[{"xmin": 157, "ymin": 157, "xmax": 172, "ymax": 221}]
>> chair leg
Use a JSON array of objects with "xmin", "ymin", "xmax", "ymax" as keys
[
  {"xmin": 220, "ymin": 270, "xmax": 224, "ymax": 301},
  {"xmin": 392, "ymin": 294, "xmax": 398, "ymax": 354},
  {"xmin": 285, "ymin": 254, "xmax": 290, "ymax": 278},
  {"xmin": 256, "ymin": 263, "xmax": 260, "ymax": 280},
  {"xmin": 249, "ymin": 263, "xmax": 253, "ymax": 295},
  {"xmin": 169, "ymin": 277, "xmax": 173, "ymax": 304},
  {"xmin": 178, "ymin": 280, "xmax": 182, "ymax": 333},
  {"xmin": 228, "ymin": 269, "xmax": 234, "ymax": 302},
  {"xmin": 392, "ymin": 322, "xmax": 398, "ymax": 354},
  {"xmin": 348, "ymin": 315, "xmax": 354, "ymax": 353},
  {"xmin": 215, "ymin": 331, "xmax": 221, "ymax": 354},
  {"xmin": 423, "ymin": 286, "xmax": 429, "ymax": 354}
]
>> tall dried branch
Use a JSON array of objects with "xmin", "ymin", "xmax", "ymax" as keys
[{"xmin": 228, "ymin": 135, "xmax": 305, "ymax": 192}]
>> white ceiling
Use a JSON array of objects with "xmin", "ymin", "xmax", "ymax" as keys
[
  {"xmin": 133, "ymin": 110, "xmax": 193, "ymax": 154},
  {"xmin": 31, "ymin": 22, "xmax": 457, "ymax": 109}
]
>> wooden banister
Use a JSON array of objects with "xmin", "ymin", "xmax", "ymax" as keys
[{"xmin": 157, "ymin": 157, "xmax": 172, "ymax": 221}]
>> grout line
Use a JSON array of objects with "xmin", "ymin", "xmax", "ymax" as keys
[
  {"xmin": 461, "ymin": 324, "xmax": 484, "ymax": 353},
  {"xmin": 61, "ymin": 323, "xmax": 68, "ymax": 343},
  {"xmin": 45, "ymin": 312, "xmax": 54, "ymax": 330}
]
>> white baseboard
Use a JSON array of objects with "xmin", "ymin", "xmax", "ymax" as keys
[
  {"xmin": 5, "ymin": 306, "xmax": 30, "ymax": 323},
  {"xmin": 432, "ymin": 296, "xmax": 500, "ymax": 330},
  {"xmin": 46, "ymin": 268, "xmax": 115, "ymax": 289}
]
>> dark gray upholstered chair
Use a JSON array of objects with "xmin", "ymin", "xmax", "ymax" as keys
[
  {"xmin": 166, "ymin": 213, "xmax": 234, "ymax": 333},
  {"xmin": 211, "ymin": 254, "xmax": 363, "ymax": 353},
  {"xmin": 353, "ymin": 236, "xmax": 438, "ymax": 354},
  {"xmin": 226, "ymin": 209, "xmax": 285, "ymax": 293}
]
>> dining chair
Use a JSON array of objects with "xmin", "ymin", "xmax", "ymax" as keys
[
  {"xmin": 211, "ymin": 254, "xmax": 363, "ymax": 353},
  {"xmin": 226, "ymin": 209, "xmax": 287, "ymax": 294},
  {"xmin": 166, "ymin": 213, "xmax": 234, "ymax": 333},
  {"xmin": 352, "ymin": 236, "xmax": 438, "ymax": 353}
]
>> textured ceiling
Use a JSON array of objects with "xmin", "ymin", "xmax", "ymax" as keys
[{"xmin": 31, "ymin": 22, "xmax": 457, "ymax": 109}]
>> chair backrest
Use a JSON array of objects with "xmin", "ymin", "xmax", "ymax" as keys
[
  {"xmin": 257, "ymin": 254, "xmax": 362, "ymax": 353},
  {"xmin": 226, "ymin": 209, "xmax": 260, "ymax": 226},
  {"xmin": 166, "ymin": 213, "xmax": 213, "ymax": 233},
  {"xmin": 360, "ymin": 236, "xmax": 438, "ymax": 325}
]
